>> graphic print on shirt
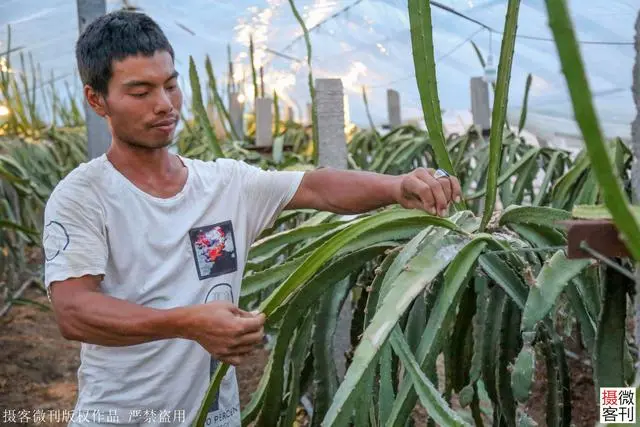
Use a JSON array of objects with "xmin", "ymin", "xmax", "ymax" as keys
[
  {"xmin": 189, "ymin": 220, "xmax": 237, "ymax": 280},
  {"xmin": 43, "ymin": 220, "xmax": 70, "ymax": 261},
  {"xmin": 204, "ymin": 283, "xmax": 240, "ymax": 425}
]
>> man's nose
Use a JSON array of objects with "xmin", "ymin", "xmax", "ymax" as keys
[{"xmin": 153, "ymin": 88, "xmax": 173, "ymax": 114}]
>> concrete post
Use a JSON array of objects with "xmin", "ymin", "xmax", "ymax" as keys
[
  {"xmin": 315, "ymin": 78, "xmax": 349, "ymax": 379},
  {"xmin": 387, "ymin": 89, "xmax": 401, "ymax": 129},
  {"xmin": 229, "ymin": 92, "xmax": 244, "ymax": 140},
  {"xmin": 631, "ymin": 11, "xmax": 640, "ymax": 382},
  {"xmin": 286, "ymin": 107, "xmax": 295, "ymax": 123},
  {"xmin": 470, "ymin": 77, "xmax": 491, "ymax": 134},
  {"xmin": 255, "ymin": 98, "xmax": 273, "ymax": 147},
  {"xmin": 77, "ymin": 0, "xmax": 111, "ymax": 159},
  {"xmin": 316, "ymin": 79, "xmax": 348, "ymax": 170}
]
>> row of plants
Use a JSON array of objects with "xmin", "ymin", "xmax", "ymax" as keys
[{"xmin": 191, "ymin": 0, "xmax": 639, "ymax": 426}]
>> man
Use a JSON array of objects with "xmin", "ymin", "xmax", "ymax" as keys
[{"xmin": 43, "ymin": 10, "xmax": 460, "ymax": 427}]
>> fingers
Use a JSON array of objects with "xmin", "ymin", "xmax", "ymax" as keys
[
  {"xmin": 401, "ymin": 168, "xmax": 463, "ymax": 216},
  {"xmin": 449, "ymin": 175, "xmax": 462, "ymax": 203},
  {"xmin": 403, "ymin": 174, "xmax": 436, "ymax": 215},
  {"xmin": 428, "ymin": 168, "xmax": 461, "ymax": 204},
  {"xmin": 438, "ymin": 175, "xmax": 453, "ymax": 203},
  {"xmin": 233, "ymin": 312, "xmax": 266, "ymax": 336},
  {"xmin": 226, "ymin": 343, "xmax": 260, "ymax": 355},
  {"xmin": 416, "ymin": 169, "xmax": 448, "ymax": 216},
  {"xmin": 229, "ymin": 328, "xmax": 265, "ymax": 348},
  {"xmin": 217, "ymin": 345, "xmax": 258, "ymax": 365}
]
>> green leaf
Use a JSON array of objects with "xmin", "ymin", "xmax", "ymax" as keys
[
  {"xmin": 407, "ymin": 0, "xmax": 457, "ymax": 181},
  {"xmin": 543, "ymin": 0, "xmax": 640, "ymax": 261},
  {"xmin": 386, "ymin": 235, "xmax": 494, "ymax": 425},
  {"xmin": 205, "ymin": 55, "xmax": 239, "ymax": 141},
  {"xmin": 390, "ymin": 328, "xmax": 471, "ymax": 427},
  {"xmin": 469, "ymin": 148, "xmax": 539, "ymax": 200},
  {"xmin": 574, "ymin": 170, "xmax": 599, "ymax": 206},
  {"xmin": 248, "ymin": 222, "xmax": 343, "ymax": 262},
  {"xmin": 240, "ymin": 254, "xmax": 309, "ymax": 299},
  {"xmin": 595, "ymin": 266, "xmax": 630, "ymax": 389},
  {"xmin": 378, "ymin": 343, "xmax": 395, "ymax": 426},
  {"xmin": 518, "ymin": 73, "xmax": 533, "ymax": 134},
  {"xmin": 322, "ymin": 232, "xmax": 471, "ymax": 426},
  {"xmin": 470, "ymin": 40, "xmax": 487, "ymax": 69},
  {"xmin": 480, "ymin": 0, "xmax": 522, "ymax": 231},
  {"xmin": 249, "ymin": 35, "xmax": 259, "ymax": 101},
  {"xmin": 551, "ymin": 150, "xmax": 589, "ymax": 209},
  {"xmin": 572, "ymin": 204, "xmax": 640, "ymax": 222},
  {"xmin": 260, "ymin": 210, "xmax": 465, "ymax": 315},
  {"xmin": 541, "ymin": 328, "xmax": 572, "ymax": 426},
  {"xmin": 188, "ymin": 56, "xmax": 224, "ymax": 159},
  {"xmin": 511, "ymin": 344, "xmax": 535, "ymax": 403},
  {"xmin": 521, "ymin": 250, "xmax": 591, "ymax": 332},
  {"xmin": 404, "ymin": 288, "xmax": 427, "ymax": 354},
  {"xmin": 499, "ymin": 205, "xmax": 571, "ymax": 229},
  {"xmin": 533, "ymin": 151, "xmax": 563, "ymax": 206},
  {"xmin": 496, "ymin": 299, "xmax": 520, "ymax": 425},
  {"xmin": 564, "ymin": 282, "xmax": 596, "ymax": 353},
  {"xmin": 260, "ymin": 244, "xmax": 392, "ymax": 427},
  {"xmin": 287, "ymin": 0, "xmax": 318, "ymax": 164},
  {"xmin": 478, "ymin": 254, "xmax": 527, "ymax": 308},
  {"xmin": 311, "ymin": 276, "xmax": 352, "ymax": 425},
  {"xmin": 280, "ymin": 310, "xmax": 315, "ymax": 427}
]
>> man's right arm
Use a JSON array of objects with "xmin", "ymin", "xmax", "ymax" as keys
[
  {"xmin": 49, "ymin": 275, "xmax": 265, "ymax": 365},
  {"xmin": 49, "ymin": 275, "xmax": 187, "ymax": 346}
]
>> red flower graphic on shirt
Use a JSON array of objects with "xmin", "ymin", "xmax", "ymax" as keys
[{"xmin": 195, "ymin": 226, "xmax": 226, "ymax": 263}]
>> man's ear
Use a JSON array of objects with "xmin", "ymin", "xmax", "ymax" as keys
[{"xmin": 84, "ymin": 85, "xmax": 108, "ymax": 117}]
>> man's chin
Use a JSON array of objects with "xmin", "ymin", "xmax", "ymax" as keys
[{"xmin": 125, "ymin": 138, "xmax": 174, "ymax": 150}]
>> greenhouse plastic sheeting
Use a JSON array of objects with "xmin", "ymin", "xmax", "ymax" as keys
[{"xmin": 1, "ymin": 0, "xmax": 638, "ymax": 144}]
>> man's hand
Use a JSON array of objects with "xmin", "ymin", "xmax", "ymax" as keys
[
  {"xmin": 182, "ymin": 301, "xmax": 266, "ymax": 366},
  {"xmin": 396, "ymin": 168, "xmax": 461, "ymax": 217}
]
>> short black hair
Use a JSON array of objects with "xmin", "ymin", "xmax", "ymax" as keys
[{"xmin": 75, "ymin": 11, "xmax": 175, "ymax": 95}]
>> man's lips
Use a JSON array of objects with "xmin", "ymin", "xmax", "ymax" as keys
[
  {"xmin": 150, "ymin": 118, "xmax": 178, "ymax": 132},
  {"xmin": 150, "ymin": 118, "xmax": 178, "ymax": 128}
]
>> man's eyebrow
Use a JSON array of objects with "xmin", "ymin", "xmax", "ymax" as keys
[{"xmin": 123, "ymin": 71, "xmax": 180, "ymax": 88}]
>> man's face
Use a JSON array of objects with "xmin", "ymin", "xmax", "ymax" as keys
[{"xmin": 90, "ymin": 50, "xmax": 182, "ymax": 150}]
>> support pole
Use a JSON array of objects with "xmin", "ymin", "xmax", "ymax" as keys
[
  {"xmin": 470, "ymin": 77, "xmax": 491, "ymax": 136},
  {"xmin": 255, "ymin": 98, "xmax": 273, "ymax": 147},
  {"xmin": 387, "ymin": 89, "xmax": 401, "ymax": 129},
  {"xmin": 316, "ymin": 79, "xmax": 347, "ymax": 170},
  {"xmin": 76, "ymin": 0, "xmax": 111, "ymax": 159},
  {"xmin": 229, "ymin": 92, "xmax": 244, "ymax": 141}
]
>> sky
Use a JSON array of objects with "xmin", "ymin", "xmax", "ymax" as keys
[{"xmin": 0, "ymin": 0, "xmax": 638, "ymax": 143}]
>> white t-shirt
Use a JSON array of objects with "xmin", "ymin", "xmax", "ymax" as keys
[{"xmin": 42, "ymin": 154, "xmax": 305, "ymax": 426}]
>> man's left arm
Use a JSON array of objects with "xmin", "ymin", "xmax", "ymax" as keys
[{"xmin": 285, "ymin": 167, "xmax": 461, "ymax": 217}]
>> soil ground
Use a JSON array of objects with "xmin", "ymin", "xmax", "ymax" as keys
[{"xmin": 0, "ymin": 286, "xmax": 599, "ymax": 427}]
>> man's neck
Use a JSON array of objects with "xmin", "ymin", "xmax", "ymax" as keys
[{"xmin": 105, "ymin": 141, "xmax": 187, "ymax": 198}]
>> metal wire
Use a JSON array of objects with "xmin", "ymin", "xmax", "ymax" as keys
[
  {"xmin": 279, "ymin": 0, "xmax": 366, "ymax": 53},
  {"xmin": 482, "ymin": 245, "xmax": 566, "ymax": 256},
  {"xmin": 579, "ymin": 242, "xmax": 636, "ymax": 281},
  {"xmin": 430, "ymin": 1, "xmax": 634, "ymax": 46}
]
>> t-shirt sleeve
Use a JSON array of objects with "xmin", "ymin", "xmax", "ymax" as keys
[
  {"xmin": 42, "ymin": 178, "xmax": 108, "ymax": 300},
  {"xmin": 231, "ymin": 160, "xmax": 305, "ymax": 242}
]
